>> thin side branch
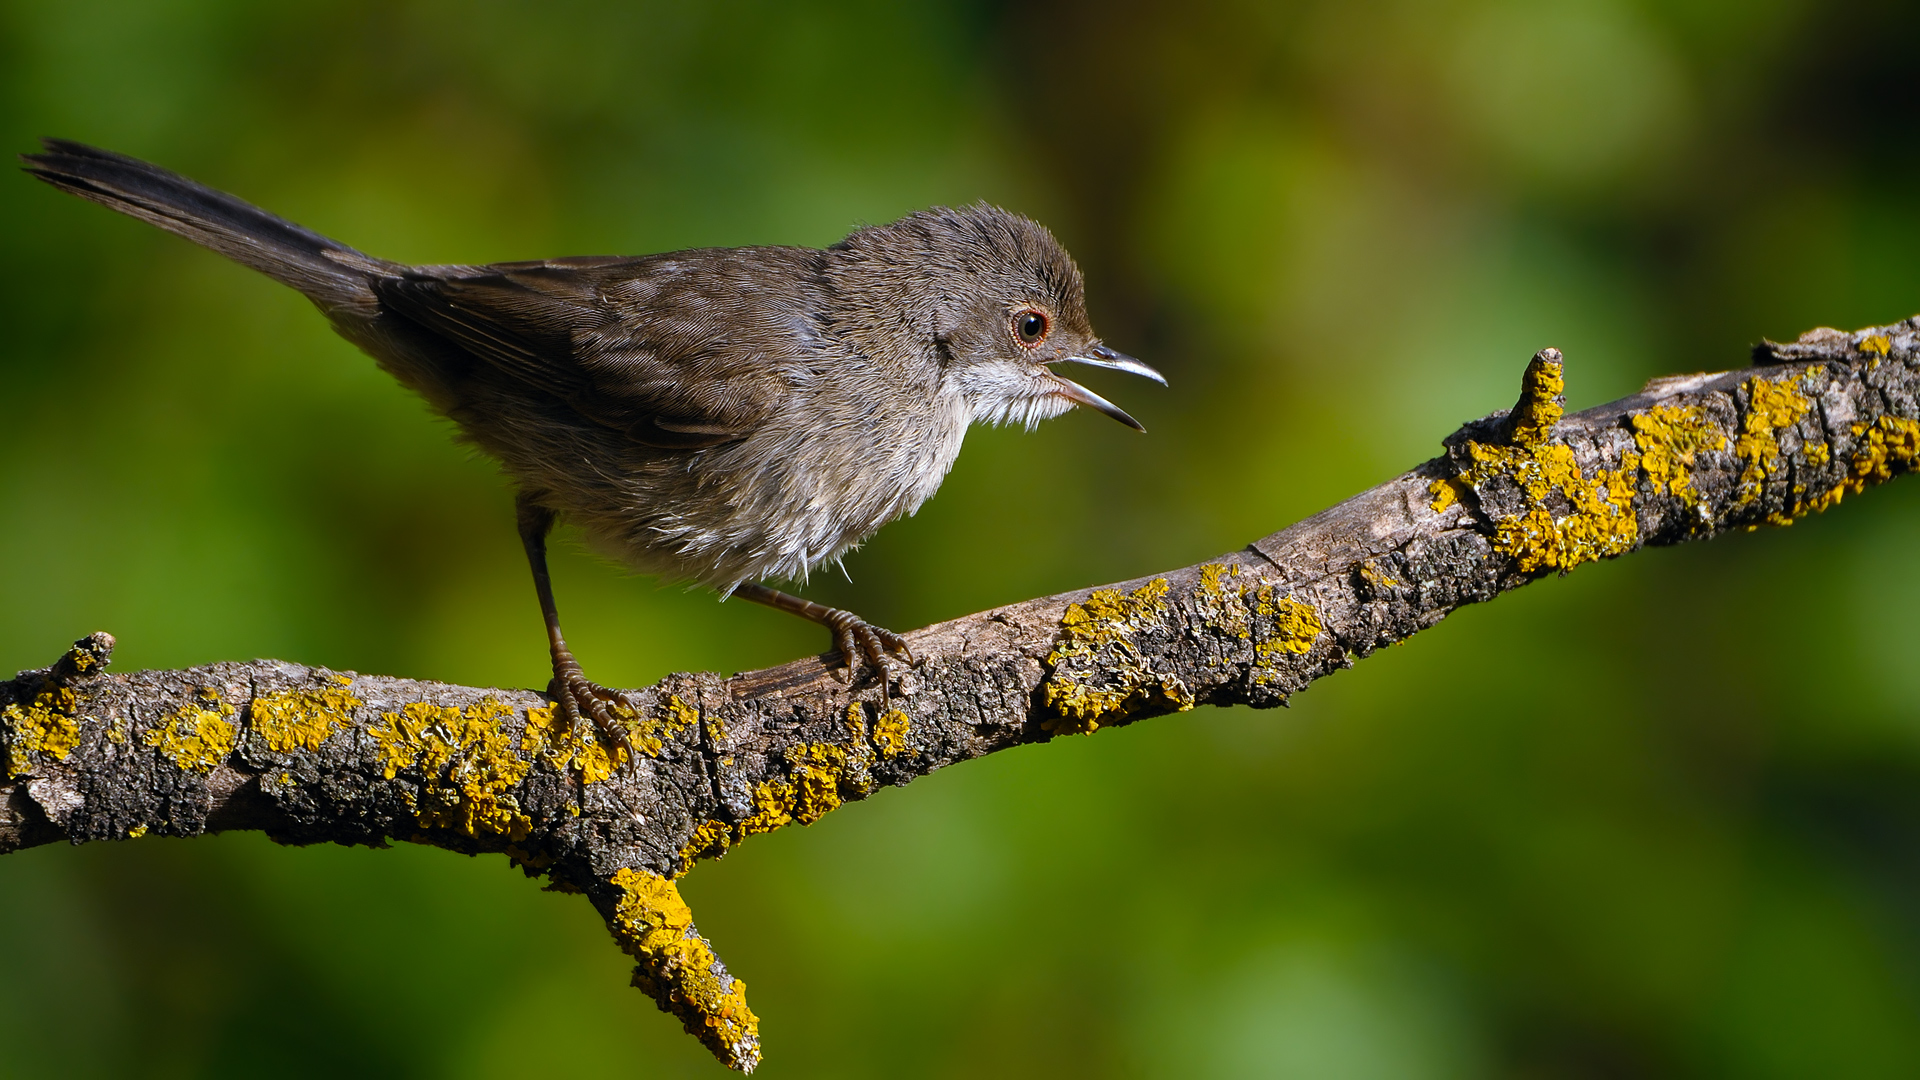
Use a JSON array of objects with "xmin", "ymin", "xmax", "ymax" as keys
[{"xmin": 6, "ymin": 320, "xmax": 1918, "ymax": 1071}]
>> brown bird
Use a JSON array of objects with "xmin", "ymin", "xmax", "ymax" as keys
[{"xmin": 22, "ymin": 138, "xmax": 1163, "ymax": 740}]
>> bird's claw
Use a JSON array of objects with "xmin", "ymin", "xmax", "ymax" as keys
[
  {"xmin": 826, "ymin": 614, "xmax": 914, "ymax": 684},
  {"xmin": 549, "ymin": 658, "xmax": 634, "ymax": 755}
]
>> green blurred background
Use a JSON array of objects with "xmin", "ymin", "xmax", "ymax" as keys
[{"xmin": 4, "ymin": 1, "xmax": 1920, "ymax": 1076}]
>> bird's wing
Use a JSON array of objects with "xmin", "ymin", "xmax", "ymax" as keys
[{"xmin": 372, "ymin": 251, "xmax": 811, "ymax": 449}]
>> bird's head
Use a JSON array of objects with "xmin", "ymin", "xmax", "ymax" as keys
[{"xmin": 833, "ymin": 203, "xmax": 1164, "ymax": 431}]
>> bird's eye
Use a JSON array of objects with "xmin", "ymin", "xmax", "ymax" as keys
[{"xmin": 1013, "ymin": 309, "xmax": 1050, "ymax": 346}]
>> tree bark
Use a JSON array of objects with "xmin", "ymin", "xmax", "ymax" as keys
[{"xmin": 5, "ymin": 320, "xmax": 1917, "ymax": 1072}]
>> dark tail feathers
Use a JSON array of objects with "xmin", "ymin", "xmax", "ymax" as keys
[{"xmin": 21, "ymin": 138, "xmax": 388, "ymax": 316}]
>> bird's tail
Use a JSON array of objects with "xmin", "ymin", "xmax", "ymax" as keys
[{"xmin": 21, "ymin": 138, "xmax": 389, "ymax": 316}]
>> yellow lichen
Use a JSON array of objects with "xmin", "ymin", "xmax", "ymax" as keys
[
  {"xmin": 252, "ymin": 677, "xmax": 360, "ymax": 754},
  {"xmin": 1195, "ymin": 562, "xmax": 1252, "ymax": 639},
  {"xmin": 736, "ymin": 777, "xmax": 796, "ymax": 838},
  {"xmin": 1631, "ymin": 404, "xmax": 1726, "ymax": 508},
  {"xmin": 676, "ymin": 818, "xmax": 734, "ymax": 873},
  {"xmin": 368, "ymin": 697, "xmax": 534, "ymax": 843},
  {"xmin": 1042, "ymin": 578, "xmax": 1193, "ymax": 734},
  {"xmin": 1253, "ymin": 587, "xmax": 1323, "ymax": 659},
  {"xmin": 520, "ymin": 703, "xmax": 568, "ymax": 767},
  {"xmin": 126, "ymin": 824, "xmax": 147, "ymax": 839},
  {"xmin": 1460, "ymin": 440, "xmax": 1640, "ymax": 573},
  {"xmin": 3, "ymin": 686, "xmax": 80, "ymax": 778},
  {"xmin": 609, "ymin": 867, "xmax": 759, "ymax": 1072},
  {"xmin": 369, "ymin": 700, "xmax": 439, "ymax": 780},
  {"xmin": 1069, "ymin": 578, "xmax": 1170, "ymax": 637},
  {"xmin": 1797, "ymin": 415, "xmax": 1920, "ymax": 516},
  {"xmin": 871, "ymin": 709, "xmax": 911, "ymax": 758},
  {"xmin": 1848, "ymin": 415, "xmax": 1920, "ymax": 485},
  {"xmin": 1447, "ymin": 351, "xmax": 1642, "ymax": 573},
  {"xmin": 1734, "ymin": 368, "xmax": 1818, "ymax": 507},
  {"xmin": 1196, "ymin": 563, "xmax": 1321, "ymax": 683},
  {"xmin": 522, "ymin": 694, "xmax": 694, "ymax": 784},
  {"xmin": 1358, "ymin": 561, "xmax": 1399, "ymax": 592},
  {"xmin": 144, "ymin": 689, "xmax": 237, "ymax": 773},
  {"xmin": 783, "ymin": 747, "xmax": 841, "ymax": 824},
  {"xmin": 1248, "ymin": 584, "xmax": 1323, "ymax": 692},
  {"xmin": 1859, "ymin": 334, "xmax": 1891, "ymax": 357},
  {"xmin": 522, "ymin": 701, "xmax": 632, "ymax": 784},
  {"xmin": 632, "ymin": 695, "xmax": 699, "ymax": 758},
  {"xmin": 575, "ymin": 733, "xmax": 621, "ymax": 783},
  {"xmin": 1508, "ymin": 353, "xmax": 1566, "ymax": 447},
  {"xmin": 723, "ymin": 702, "xmax": 888, "ymax": 849},
  {"xmin": 1428, "ymin": 477, "xmax": 1466, "ymax": 513},
  {"xmin": 735, "ymin": 737, "xmax": 875, "ymax": 841}
]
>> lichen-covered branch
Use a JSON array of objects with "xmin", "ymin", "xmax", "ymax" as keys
[{"xmin": 6, "ymin": 319, "xmax": 1918, "ymax": 1072}]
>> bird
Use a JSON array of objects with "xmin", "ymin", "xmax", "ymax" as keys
[{"xmin": 21, "ymin": 137, "xmax": 1164, "ymax": 742}]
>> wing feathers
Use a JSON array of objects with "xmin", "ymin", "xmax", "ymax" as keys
[{"xmin": 371, "ymin": 253, "xmax": 805, "ymax": 447}]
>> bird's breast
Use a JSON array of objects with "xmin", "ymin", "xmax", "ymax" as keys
[
  {"xmin": 716, "ymin": 379, "xmax": 970, "ymax": 580},
  {"xmin": 578, "ymin": 347, "xmax": 972, "ymax": 588}
]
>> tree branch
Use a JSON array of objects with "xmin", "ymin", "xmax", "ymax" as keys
[{"xmin": 5, "ymin": 320, "xmax": 1917, "ymax": 1072}]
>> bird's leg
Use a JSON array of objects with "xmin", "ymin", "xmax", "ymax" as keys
[
  {"xmin": 734, "ymin": 582, "xmax": 915, "ymax": 681},
  {"xmin": 517, "ymin": 492, "xmax": 632, "ymax": 751}
]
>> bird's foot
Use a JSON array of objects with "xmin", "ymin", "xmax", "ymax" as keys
[
  {"xmin": 549, "ymin": 655, "xmax": 634, "ymax": 755},
  {"xmin": 729, "ymin": 583, "xmax": 917, "ymax": 687},
  {"xmin": 821, "ymin": 609, "xmax": 915, "ymax": 684}
]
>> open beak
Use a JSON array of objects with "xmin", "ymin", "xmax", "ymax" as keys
[
  {"xmin": 1054, "ymin": 343, "xmax": 1167, "ymax": 386},
  {"xmin": 1049, "ymin": 375, "xmax": 1146, "ymax": 431},
  {"xmin": 1048, "ymin": 343, "xmax": 1164, "ymax": 431}
]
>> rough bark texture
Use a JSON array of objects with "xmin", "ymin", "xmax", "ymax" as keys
[{"xmin": 6, "ymin": 320, "xmax": 1918, "ymax": 1071}]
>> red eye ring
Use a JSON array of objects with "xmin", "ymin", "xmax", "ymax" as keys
[{"xmin": 1012, "ymin": 308, "xmax": 1051, "ymax": 347}]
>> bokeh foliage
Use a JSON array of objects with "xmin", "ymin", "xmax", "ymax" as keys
[{"xmin": 4, "ymin": 1, "xmax": 1920, "ymax": 1076}]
